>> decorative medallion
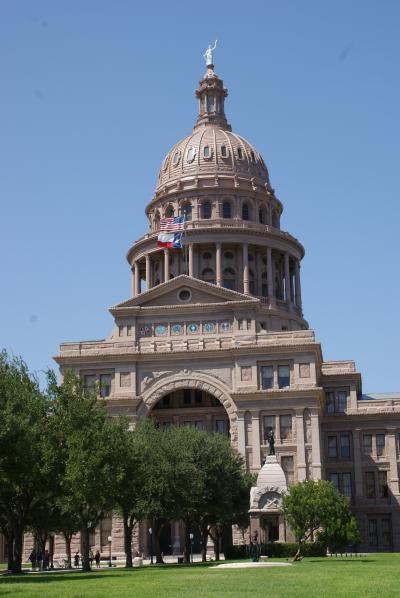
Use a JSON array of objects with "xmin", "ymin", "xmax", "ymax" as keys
[
  {"xmin": 187, "ymin": 322, "xmax": 199, "ymax": 334},
  {"xmin": 203, "ymin": 322, "xmax": 215, "ymax": 334},
  {"xmin": 155, "ymin": 324, "xmax": 167, "ymax": 337},
  {"xmin": 220, "ymin": 321, "xmax": 231, "ymax": 333},
  {"xmin": 171, "ymin": 323, "xmax": 183, "ymax": 335},
  {"xmin": 139, "ymin": 323, "xmax": 152, "ymax": 337}
]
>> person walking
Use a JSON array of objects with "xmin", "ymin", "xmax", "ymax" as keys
[
  {"xmin": 29, "ymin": 549, "xmax": 36, "ymax": 571},
  {"xmin": 95, "ymin": 550, "xmax": 101, "ymax": 568},
  {"xmin": 89, "ymin": 549, "xmax": 94, "ymax": 568},
  {"xmin": 74, "ymin": 551, "xmax": 80, "ymax": 568}
]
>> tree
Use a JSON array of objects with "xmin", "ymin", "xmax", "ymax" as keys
[
  {"xmin": 0, "ymin": 350, "xmax": 50, "ymax": 573},
  {"xmin": 47, "ymin": 369, "xmax": 121, "ymax": 572},
  {"xmin": 282, "ymin": 479, "xmax": 360, "ymax": 560}
]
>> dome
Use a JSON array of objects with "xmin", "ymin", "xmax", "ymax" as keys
[
  {"xmin": 156, "ymin": 65, "xmax": 271, "ymax": 192},
  {"xmin": 157, "ymin": 128, "xmax": 270, "ymax": 191},
  {"xmin": 256, "ymin": 455, "xmax": 287, "ymax": 490}
]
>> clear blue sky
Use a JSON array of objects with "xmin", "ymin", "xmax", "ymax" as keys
[{"xmin": 1, "ymin": 0, "xmax": 399, "ymax": 392}]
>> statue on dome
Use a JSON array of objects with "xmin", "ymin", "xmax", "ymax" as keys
[
  {"xmin": 267, "ymin": 431, "xmax": 275, "ymax": 456},
  {"xmin": 203, "ymin": 40, "xmax": 218, "ymax": 66}
]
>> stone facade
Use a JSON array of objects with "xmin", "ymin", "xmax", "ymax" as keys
[{"xmin": 2, "ymin": 62, "xmax": 399, "ymax": 564}]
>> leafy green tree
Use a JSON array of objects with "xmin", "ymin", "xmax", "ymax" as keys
[
  {"xmin": 282, "ymin": 479, "xmax": 360, "ymax": 560},
  {"xmin": 0, "ymin": 350, "xmax": 50, "ymax": 573},
  {"xmin": 47, "ymin": 369, "xmax": 122, "ymax": 572}
]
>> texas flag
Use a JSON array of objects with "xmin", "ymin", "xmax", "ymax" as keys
[{"xmin": 157, "ymin": 232, "xmax": 183, "ymax": 248}]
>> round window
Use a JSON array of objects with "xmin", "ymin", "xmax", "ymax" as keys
[{"xmin": 178, "ymin": 289, "xmax": 191, "ymax": 302}]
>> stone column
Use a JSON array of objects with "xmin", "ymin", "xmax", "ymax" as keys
[
  {"xmin": 310, "ymin": 409, "xmax": 322, "ymax": 479},
  {"xmin": 256, "ymin": 249, "xmax": 262, "ymax": 296},
  {"xmin": 134, "ymin": 262, "xmax": 140, "ymax": 296},
  {"xmin": 352, "ymin": 428, "xmax": 364, "ymax": 498},
  {"xmin": 145, "ymin": 254, "xmax": 151, "ymax": 289},
  {"xmin": 294, "ymin": 260, "xmax": 302, "ymax": 309},
  {"xmin": 266, "ymin": 247, "xmax": 274, "ymax": 303},
  {"xmin": 243, "ymin": 243, "xmax": 249, "ymax": 295},
  {"xmin": 216, "ymin": 242, "xmax": 222, "ymax": 286},
  {"xmin": 295, "ymin": 409, "xmax": 307, "ymax": 481},
  {"xmin": 131, "ymin": 269, "xmax": 135, "ymax": 297},
  {"xmin": 188, "ymin": 244, "xmax": 194, "ymax": 277},
  {"xmin": 237, "ymin": 412, "xmax": 246, "ymax": 457},
  {"xmin": 284, "ymin": 253, "xmax": 291, "ymax": 304},
  {"xmin": 251, "ymin": 410, "xmax": 261, "ymax": 470},
  {"xmin": 164, "ymin": 249, "xmax": 170, "ymax": 282},
  {"xmin": 387, "ymin": 430, "xmax": 400, "ymax": 497}
]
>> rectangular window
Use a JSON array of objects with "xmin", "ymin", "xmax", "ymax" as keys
[
  {"xmin": 340, "ymin": 434, "xmax": 351, "ymax": 459},
  {"xmin": 278, "ymin": 365, "xmax": 290, "ymax": 389},
  {"xmin": 280, "ymin": 415, "xmax": 292, "ymax": 441},
  {"xmin": 326, "ymin": 392, "xmax": 335, "ymax": 415},
  {"xmin": 336, "ymin": 391, "xmax": 347, "ymax": 413},
  {"xmin": 215, "ymin": 420, "xmax": 228, "ymax": 435},
  {"xmin": 183, "ymin": 389, "xmax": 191, "ymax": 405},
  {"xmin": 368, "ymin": 519, "xmax": 378, "ymax": 547},
  {"xmin": 365, "ymin": 471, "xmax": 376, "ymax": 498},
  {"xmin": 263, "ymin": 416, "xmax": 275, "ymax": 442},
  {"xmin": 194, "ymin": 390, "xmax": 203, "ymax": 404},
  {"xmin": 162, "ymin": 421, "xmax": 171, "ymax": 430},
  {"xmin": 378, "ymin": 471, "xmax": 388, "ymax": 498},
  {"xmin": 329, "ymin": 473, "xmax": 339, "ymax": 491},
  {"xmin": 126, "ymin": 325, "xmax": 132, "ymax": 336},
  {"xmin": 261, "ymin": 366, "xmax": 274, "ymax": 390},
  {"xmin": 381, "ymin": 518, "xmax": 392, "ymax": 547},
  {"xmin": 100, "ymin": 374, "xmax": 111, "ymax": 398},
  {"xmin": 363, "ymin": 434, "xmax": 373, "ymax": 455},
  {"xmin": 376, "ymin": 433, "xmax": 386, "ymax": 457},
  {"xmin": 84, "ymin": 374, "xmax": 96, "ymax": 391},
  {"xmin": 195, "ymin": 421, "xmax": 204, "ymax": 431},
  {"xmin": 342, "ymin": 472, "xmax": 352, "ymax": 498},
  {"xmin": 118, "ymin": 325, "xmax": 124, "ymax": 337},
  {"xmin": 281, "ymin": 456, "xmax": 294, "ymax": 486},
  {"xmin": 328, "ymin": 436, "xmax": 338, "ymax": 458}
]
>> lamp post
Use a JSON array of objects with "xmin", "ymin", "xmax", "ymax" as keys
[
  {"xmin": 189, "ymin": 533, "xmax": 194, "ymax": 564},
  {"xmin": 107, "ymin": 535, "xmax": 112, "ymax": 567},
  {"xmin": 149, "ymin": 527, "xmax": 153, "ymax": 565}
]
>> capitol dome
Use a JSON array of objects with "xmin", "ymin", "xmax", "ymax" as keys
[{"xmin": 156, "ymin": 65, "xmax": 271, "ymax": 192}]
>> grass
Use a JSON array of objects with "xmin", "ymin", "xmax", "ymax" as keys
[{"xmin": 0, "ymin": 554, "xmax": 399, "ymax": 597}]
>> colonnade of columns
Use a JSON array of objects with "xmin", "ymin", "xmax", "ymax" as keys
[{"xmin": 131, "ymin": 243, "xmax": 302, "ymax": 310}]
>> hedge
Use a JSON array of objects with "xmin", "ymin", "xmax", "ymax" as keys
[{"xmin": 224, "ymin": 542, "xmax": 326, "ymax": 560}]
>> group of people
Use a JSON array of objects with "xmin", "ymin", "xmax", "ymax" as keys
[
  {"xmin": 28, "ymin": 548, "xmax": 51, "ymax": 570},
  {"xmin": 73, "ymin": 549, "xmax": 101, "ymax": 568}
]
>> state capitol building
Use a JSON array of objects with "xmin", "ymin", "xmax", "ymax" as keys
[{"xmin": 1, "ymin": 57, "xmax": 400, "ymax": 563}]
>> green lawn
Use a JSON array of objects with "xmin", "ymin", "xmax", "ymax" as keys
[{"xmin": 0, "ymin": 555, "xmax": 399, "ymax": 597}]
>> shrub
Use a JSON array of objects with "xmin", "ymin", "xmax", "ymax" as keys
[{"xmin": 224, "ymin": 542, "xmax": 326, "ymax": 560}]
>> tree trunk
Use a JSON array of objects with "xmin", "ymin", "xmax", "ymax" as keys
[
  {"xmin": 182, "ymin": 524, "xmax": 190, "ymax": 563},
  {"xmin": 11, "ymin": 524, "xmax": 23, "ymax": 574},
  {"xmin": 80, "ymin": 525, "xmax": 91, "ymax": 572},
  {"xmin": 154, "ymin": 519, "xmax": 164, "ymax": 564},
  {"xmin": 6, "ymin": 529, "xmax": 14, "ymax": 571},
  {"xmin": 123, "ymin": 514, "xmax": 134, "ymax": 568},
  {"xmin": 200, "ymin": 524, "xmax": 208, "ymax": 563},
  {"xmin": 63, "ymin": 532, "xmax": 72, "ymax": 568}
]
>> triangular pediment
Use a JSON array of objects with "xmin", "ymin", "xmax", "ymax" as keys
[{"xmin": 110, "ymin": 275, "xmax": 259, "ymax": 314}]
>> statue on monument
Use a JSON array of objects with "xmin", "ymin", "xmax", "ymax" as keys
[
  {"xmin": 267, "ymin": 431, "xmax": 275, "ymax": 456},
  {"xmin": 203, "ymin": 40, "xmax": 218, "ymax": 66}
]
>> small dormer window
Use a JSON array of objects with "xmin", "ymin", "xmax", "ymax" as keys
[
  {"xmin": 203, "ymin": 146, "xmax": 211, "ymax": 159},
  {"xmin": 216, "ymin": 96, "xmax": 221, "ymax": 112},
  {"xmin": 251, "ymin": 151, "xmax": 255, "ymax": 162},
  {"xmin": 207, "ymin": 95, "xmax": 214, "ymax": 112},
  {"xmin": 221, "ymin": 145, "xmax": 228, "ymax": 157},
  {"xmin": 162, "ymin": 155, "xmax": 169, "ymax": 171},
  {"xmin": 237, "ymin": 147, "xmax": 243, "ymax": 159},
  {"xmin": 187, "ymin": 147, "xmax": 196, "ymax": 163},
  {"xmin": 172, "ymin": 151, "xmax": 180, "ymax": 166}
]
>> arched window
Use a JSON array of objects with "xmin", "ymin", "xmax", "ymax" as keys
[
  {"xmin": 250, "ymin": 151, "xmax": 255, "ymax": 162},
  {"xmin": 223, "ymin": 267, "xmax": 236, "ymax": 290},
  {"xmin": 272, "ymin": 209, "xmax": 279, "ymax": 228},
  {"xmin": 202, "ymin": 251, "xmax": 212, "ymax": 260},
  {"xmin": 181, "ymin": 203, "xmax": 192, "ymax": 221},
  {"xmin": 221, "ymin": 145, "xmax": 228, "ymax": 158},
  {"xmin": 259, "ymin": 205, "xmax": 267, "ymax": 224},
  {"xmin": 202, "ymin": 202, "xmax": 212, "ymax": 219},
  {"xmin": 202, "ymin": 268, "xmax": 215, "ymax": 285},
  {"xmin": 222, "ymin": 201, "xmax": 232, "ymax": 219},
  {"xmin": 165, "ymin": 205, "xmax": 174, "ymax": 218},
  {"xmin": 203, "ymin": 146, "xmax": 210, "ymax": 158},
  {"xmin": 242, "ymin": 202, "xmax": 249, "ymax": 221},
  {"xmin": 154, "ymin": 211, "xmax": 161, "ymax": 231},
  {"xmin": 237, "ymin": 147, "xmax": 243, "ymax": 159}
]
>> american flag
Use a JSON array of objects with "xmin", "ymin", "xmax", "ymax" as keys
[{"xmin": 159, "ymin": 216, "xmax": 185, "ymax": 231}]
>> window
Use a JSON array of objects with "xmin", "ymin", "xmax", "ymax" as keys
[
  {"xmin": 223, "ymin": 267, "xmax": 235, "ymax": 290},
  {"xmin": 202, "ymin": 202, "xmax": 212, "ymax": 219},
  {"xmin": 118, "ymin": 325, "xmax": 124, "ymax": 337},
  {"xmin": 172, "ymin": 151, "xmax": 180, "ymax": 165},
  {"xmin": 376, "ymin": 433, "xmax": 386, "ymax": 457},
  {"xmin": 187, "ymin": 147, "xmax": 195, "ymax": 162},
  {"xmin": 280, "ymin": 415, "xmax": 292, "ymax": 441},
  {"xmin": 126, "ymin": 325, "xmax": 132, "ymax": 336},
  {"xmin": 340, "ymin": 434, "xmax": 351, "ymax": 458},
  {"xmin": 221, "ymin": 145, "xmax": 227, "ymax": 157},
  {"xmin": 224, "ymin": 250, "xmax": 234, "ymax": 260},
  {"xmin": 237, "ymin": 147, "xmax": 243, "ymax": 159},
  {"xmin": 337, "ymin": 391, "xmax": 347, "ymax": 413},
  {"xmin": 84, "ymin": 375, "xmax": 96, "ymax": 391},
  {"xmin": 195, "ymin": 390, "xmax": 203, "ymax": 404},
  {"xmin": 165, "ymin": 205, "xmax": 174, "ymax": 218},
  {"xmin": 326, "ymin": 392, "xmax": 335, "ymax": 415},
  {"xmin": 202, "ymin": 251, "xmax": 212, "ymax": 260},
  {"xmin": 100, "ymin": 374, "xmax": 111, "ymax": 398},
  {"xmin": 363, "ymin": 434, "xmax": 373, "ymax": 455},
  {"xmin": 215, "ymin": 419, "xmax": 228, "ymax": 435},
  {"xmin": 222, "ymin": 201, "xmax": 232, "ymax": 218},
  {"xmin": 382, "ymin": 518, "xmax": 392, "ymax": 547},
  {"xmin": 216, "ymin": 96, "xmax": 221, "ymax": 112},
  {"xmin": 278, "ymin": 365, "xmax": 290, "ymax": 388},
  {"xmin": 207, "ymin": 95, "xmax": 213, "ymax": 112},
  {"xmin": 368, "ymin": 519, "xmax": 378, "ymax": 547},
  {"xmin": 365, "ymin": 471, "xmax": 376, "ymax": 498},
  {"xmin": 162, "ymin": 395, "xmax": 170, "ymax": 408},
  {"xmin": 259, "ymin": 207, "xmax": 267, "ymax": 224},
  {"xmin": 261, "ymin": 366, "xmax": 274, "ymax": 390},
  {"xmin": 242, "ymin": 203, "xmax": 249, "ymax": 220},
  {"xmin": 182, "ymin": 203, "xmax": 192, "ymax": 221},
  {"xmin": 328, "ymin": 436, "xmax": 338, "ymax": 458},
  {"xmin": 281, "ymin": 456, "xmax": 294, "ymax": 486},
  {"xmin": 195, "ymin": 421, "xmax": 204, "ymax": 430},
  {"xmin": 329, "ymin": 473, "xmax": 339, "ymax": 491},
  {"xmin": 263, "ymin": 415, "xmax": 275, "ymax": 441},
  {"xmin": 203, "ymin": 146, "xmax": 210, "ymax": 158},
  {"xmin": 378, "ymin": 471, "xmax": 388, "ymax": 498},
  {"xmin": 183, "ymin": 389, "xmax": 191, "ymax": 405},
  {"xmin": 162, "ymin": 421, "xmax": 171, "ymax": 430},
  {"xmin": 202, "ymin": 268, "xmax": 215, "ymax": 284},
  {"xmin": 342, "ymin": 472, "xmax": 352, "ymax": 498}
]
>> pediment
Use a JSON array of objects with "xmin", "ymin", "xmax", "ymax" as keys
[{"xmin": 110, "ymin": 275, "xmax": 258, "ymax": 313}]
